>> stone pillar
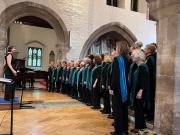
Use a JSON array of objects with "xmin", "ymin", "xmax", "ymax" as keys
[
  {"xmin": 0, "ymin": 48, "xmax": 4, "ymax": 77},
  {"xmin": 56, "ymin": 44, "xmax": 62, "ymax": 62},
  {"xmin": 56, "ymin": 42, "xmax": 69, "ymax": 61},
  {"xmin": 0, "ymin": 26, "xmax": 7, "ymax": 78},
  {"xmin": 147, "ymin": 0, "xmax": 180, "ymax": 134}
]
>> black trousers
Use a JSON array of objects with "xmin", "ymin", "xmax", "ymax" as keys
[
  {"xmin": 112, "ymin": 96, "xmax": 128, "ymax": 134},
  {"xmin": 103, "ymin": 88, "xmax": 111, "ymax": 113},
  {"xmin": 4, "ymin": 75, "xmax": 15, "ymax": 100},
  {"xmin": 92, "ymin": 86, "xmax": 100, "ymax": 109},
  {"xmin": 82, "ymin": 85, "xmax": 86, "ymax": 102},
  {"xmin": 134, "ymin": 99, "xmax": 146, "ymax": 129},
  {"xmin": 56, "ymin": 79, "xmax": 63, "ymax": 92},
  {"xmin": 79, "ymin": 84, "xmax": 83, "ymax": 100},
  {"xmin": 85, "ymin": 88, "xmax": 90, "ymax": 104},
  {"xmin": 87, "ymin": 88, "xmax": 92, "ymax": 105},
  {"xmin": 147, "ymin": 98, "xmax": 155, "ymax": 121},
  {"xmin": 49, "ymin": 82, "xmax": 55, "ymax": 92},
  {"xmin": 72, "ymin": 85, "xmax": 78, "ymax": 99},
  {"xmin": 69, "ymin": 85, "xmax": 73, "ymax": 96},
  {"xmin": 61, "ymin": 82, "xmax": 65, "ymax": 93}
]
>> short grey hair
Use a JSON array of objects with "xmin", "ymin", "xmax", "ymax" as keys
[
  {"xmin": 132, "ymin": 49, "xmax": 145, "ymax": 61},
  {"xmin": 134, "ymin": 41, "xmax": 143, "ymax": 49}
]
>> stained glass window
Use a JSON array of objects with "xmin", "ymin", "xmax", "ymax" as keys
[{"xmin": 28, "ymin": 47, "xmax": 42, "ymax": 67}]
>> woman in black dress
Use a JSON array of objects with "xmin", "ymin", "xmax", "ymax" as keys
[
  {"xmin": 101, "ymin": 54, "xmax": 113, "ymax": 114},
  {"xmin": 4, "ymin": 46, "xmax": 17, "ymax": 101},
  {"xmin": 109, "ymin": 41, "xmax": 130, "ymax": 135},
  {"xmin": 91, "ymin": 55, "xmax": 102, "ymax": 109},
  {"xmin": 130, "ymin": 49, "xmax": 150, "ymax": 133},
  {"xmin": 144, "ymin": 44, "xmax": 156, "ymax": 121}
]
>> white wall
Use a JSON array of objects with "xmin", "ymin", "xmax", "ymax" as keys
[
  {"xmin": 90, "ymin": 0, "xmax": 156, "ymax": 48},
  {"xmin": 9, "ymin": 23, "xmax": 57, "ymax": 71},
  {"xmin": 125, "ymin": 0, "xmax": 131, "ymax": 10},
  {"xmin": 2, "ymin": 0, "xmax": 156, "ymax": 60}
]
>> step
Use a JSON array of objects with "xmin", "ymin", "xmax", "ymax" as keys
[{"xmin": 0, "ymin": 97, "xmax": 21, "ymax": 110}]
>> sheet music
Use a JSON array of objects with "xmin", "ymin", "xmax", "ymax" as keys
[{"xmin": 0, "ymin": 78, "xmax": 12, "ymax": 83}]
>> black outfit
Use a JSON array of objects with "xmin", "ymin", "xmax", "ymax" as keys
[
  {"xmin": 64, "ymin": 67, "xmax": 70, "ymax": 94},
  {"xmin": 55, "ymin": 66, "xmax": 62, "ymax": 92},
  {"xmin": 4, "ymin": 53, "xmax": 16, "ymax": 100},
  {"xmin": 91, "ymin": 64, "xmax": 101, "ymax": 109},
  {"xmin": 129, "ymin": 62, "xmax": 138, "ymax": 105},
  {"xmin": 71, "ymin": 67, "xmax": 80, "ymax": 98},
  {"xmin": 86, "ymin": 64, "xmax": 94, "ymax": 105},
  {"xmin": 107, "ymin": 63, "xmax": 114, "ymax": 118},
  {"xmin": 130, "ymin": 64, "xmax": 149, "ymax": 129},
  {"xmin": 48, "ymin": 66, "xmax": 56, "ymax": 92},
  {"xmin": 61, "ymin": 67, "xmax": 67, "ymax": 93},
  {"xmin": 68, "ymin": 67, "xmax": 75, "ymax": 96},
  {"xmin": 81, "ymin": 66, "xmax": 88, "ymax": 103},
  {"xmin": 101, "ymin": 62, "xmax": 111, "ymax": 114},
  {"xmin": 77, "ymin": 67, "xmax": 84, "ymax": 100},
  {"xmin": 145, "ymin": 54, "xmax": 156, "ymax": 121},
  {"xmin": 111, "ymin": 56, "xmax": 129, "ymax": 134}
]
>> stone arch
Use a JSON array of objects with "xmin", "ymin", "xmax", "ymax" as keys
[
  {"xmin": 80, "ymin": 22, "xmax": 137, "ymax": 58},
  {"xmin": 25, "ymin": 40, "xmax": 46, "ymax": 47},
  {"xmin": 0, "ymin": 1, "xmax": 69, "ymax": 60}
]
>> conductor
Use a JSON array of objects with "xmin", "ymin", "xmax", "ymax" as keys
[{"xmin": 4, "ymin": 46, "xmax": 17, "ymax": 101}]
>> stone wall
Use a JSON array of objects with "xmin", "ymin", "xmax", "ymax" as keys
[
  {"xmin": 147, "ymin": 0, "xmax": 180, "ymax": 134},
  {"xmin": 0, "ymin": 0, "xmax": 156, "ymax": 61},
  {"xmin": 0, "ymin": 0, "xmax": 6, "ymax": 78}
]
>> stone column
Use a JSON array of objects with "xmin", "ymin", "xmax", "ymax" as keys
[
  {"xmin": 0, "ymin": 48, "xmax": 4, "ymax": 77},
  {"xmin": 147, "ymin": 0, "xmax": 180, "ymax": 134},
  {"xmin": 0, "ymin": 27, "xmax": 7, "ymax": 78},
  {"xmin": 56, "ymin": 44, "xmax": 62, "ymax": 62},
  {"xmin": 56, "ymin": 42, "xmax": 70, "ymax": 61}
]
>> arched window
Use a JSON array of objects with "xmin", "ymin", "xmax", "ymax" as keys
[
  {"xmin": 49, "ymin": 51, "xmax": 55, "ymax": 63},
  {"xmin": 88, "ymin": 39, "xmax": 115, "ymax": 55},
  {"xmin": 131, "ymin": 0, "xmax": 138, "ymax": 12},
  {"xmin": 28, "ymin": 47, "xmax": 42, "ymax": 67},
  {"xmin": 107, "ymin": 0, "xmax": 118, "ymax": 7}
]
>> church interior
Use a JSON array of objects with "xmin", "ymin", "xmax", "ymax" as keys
[{"xmin": 0, "ymin": 0, "xmax": 180, "ymax": 135}]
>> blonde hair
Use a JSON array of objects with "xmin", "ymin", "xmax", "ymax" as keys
[
  {"xmin": 80, "ymin": 61, "xmax": 85, "ymax": 66},
  {"xmin": 104, "ymin": 54, "xmax": 113, "ymax": 63},
  {"xmin": 83, "ymin": 57, "xmax": 91, "ymax": 64}
]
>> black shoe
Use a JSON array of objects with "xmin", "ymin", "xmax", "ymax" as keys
[
  {"xmin": 122, "ymin": 131, "xmax": 129, "ymax": 135},
  {"xmin": 130, "ymin": 129, "xmax": 139, "ymax": 134},
  {"xmin": 100, "ymin": 109, "xmax": 106, "ymax": 113},
  {"xmin": 107, "ymin": 114, "xmax": 114, "ymax": 119},
  {"xmin": 91, "ymin": 106, "xmax": 100, "ymax": 110},
  {"xmin": 86, "ymin": 103, "xmax": 92, "ymax": 106},
  {"xmin": 106, "ymin": 131, "xmax": 123, "ymax": 135}
]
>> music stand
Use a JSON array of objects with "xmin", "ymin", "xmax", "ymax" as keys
[{"xmin": 0, "ymin": 78, "xmax": 15, "ymax": 135}]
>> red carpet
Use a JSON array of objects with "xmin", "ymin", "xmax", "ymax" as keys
[{"xmin": 38, "ymin": 81, "xmax": 47, "ymax": 87}]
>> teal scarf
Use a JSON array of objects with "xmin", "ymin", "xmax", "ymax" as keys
[{"xmin": 117, "ymin": 56, "xmax": 128, "ymax": 103}]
